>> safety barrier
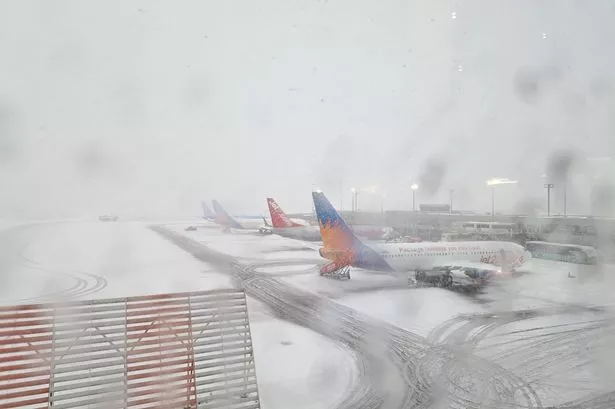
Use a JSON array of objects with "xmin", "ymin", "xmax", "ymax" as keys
[{"xmin": 0, "ymin": 289, "xmax": 260, "ymax": 409}]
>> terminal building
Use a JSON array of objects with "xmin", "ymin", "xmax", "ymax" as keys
[{"xmin": 289, "ymin": 204, "xmax": 615, "ymax": 248}]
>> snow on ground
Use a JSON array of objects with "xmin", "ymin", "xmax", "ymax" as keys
[
  {"xmin": 0, "ymin": 220, "xmax": 357, "ymax": 409},
  {"xmin": 280, "ymin": 269, "xmax": 402, "ymax": 296},
  {"xmin": 166, "ymin": 223, "xmax": 322, "ymax": 261},
  {"xmin": 170, "ymin": 224, "xmax": 489, "ymax": 337},
  {"xmin": 22, "ymin": 221, "xmax": 602, "ymax": 407},
  {"xmin": 166, "ymin": 224, "xmax": 491, "ymax": 337},
  {"xmin": 474, "ymin": 310, "xmax": 611, "ymax": 405},
  {"xmin": 171, "ymin": 227, "xmax": 615, "ymax": 406},
  {"xmin": 338, "ymin": 287, "xmax": 486, "ymax": 337},
  {"xmin": 254, "ymin": 264, "xmax": 316, "ymax": 274},
  {"xmin": 482, "ymin": 258, "xmax": 615, "ymax": 311},
  {"xmin": 0, "ymin": 221, "xmax": 232, "ymax": 305},
  {"xmin": 247, "ymin": 298, "xmax": 357, "ymax": 409}
]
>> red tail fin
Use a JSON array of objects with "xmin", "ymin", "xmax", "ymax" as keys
[{"xmin": 267, "ymin": 198, "xmax": 302, "ymax": 228}]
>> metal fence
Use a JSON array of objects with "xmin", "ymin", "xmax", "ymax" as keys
[{"xmin": 0, "ymin": 289, "xmax": 260, "ymax": 409}]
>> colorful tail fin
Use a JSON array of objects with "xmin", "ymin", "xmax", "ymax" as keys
[
  {"xmin": 311, "ymin": 191, "xmax": 359, "ymax": 250},
  {"xmin": 267, "ymin": 198, "xmax": 302, "ymax": 228},
  {"xmin": 201, "ymin": 201, "xmax": 215, "ymax": 220},
  {"xmin": 312, "ymin": 190, "xmax": 393, "ymax": 271},
  {"xmin": 211, "ymin": 200, "xmax": 244, "ymax": 229}
]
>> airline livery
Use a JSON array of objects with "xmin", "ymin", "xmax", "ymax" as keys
[
  {"xmin": 312, "ymin": 190, "xmax": 526, "ymax": 288},
  {"xmin": 266, "ymin": 198, "xmax": 321, "ymax": 241}
]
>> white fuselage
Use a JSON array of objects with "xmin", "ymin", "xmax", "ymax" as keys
[
  {"xmin": 352, "ymin": 225, "xmax": 396, "ymax": 240},
  {"xmin": 222, "ymin": 218, "xmax": 266, "ymax": 230},
  {"xmin": 272, "ymin": 225, "xmax": 321, "ymax": 241},
  {"xmin": 366, "ymin": 241, "xmax": 526, "ymax": 272}
]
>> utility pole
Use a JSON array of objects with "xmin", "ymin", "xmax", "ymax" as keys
[{"xmin": 544, "ymin": 183, "xmax": 554, "ymax": 217}]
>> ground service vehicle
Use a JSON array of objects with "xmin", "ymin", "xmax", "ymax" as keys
[{"xmin": 525, "ymin": 241, "xmax": 599, "ymax": 265}]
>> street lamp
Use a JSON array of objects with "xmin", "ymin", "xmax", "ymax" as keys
[
  {"xmin": 544, "ymin": 183, "xmax": 554, "ymax": 217},
  {"xmin": 486, "ymin": 178, "xmax": 518, "ymax": 217},
  {"xmin": 411, "ymin": 183, "xmax": 419, "ymax": 211}
]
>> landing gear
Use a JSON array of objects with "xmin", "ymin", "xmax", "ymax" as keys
[
  {"xmin": 414, "ymin": 270, "xmax": 453, "ymax": 288},
  {"xmin": 439, "ymin": 273, "xmax": 453, "ymax": 288},
  {"xmin": 320, "ymin": 266, "xmax": 351, "ymax": 280}
]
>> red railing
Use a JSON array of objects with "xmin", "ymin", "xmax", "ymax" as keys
[{"xmin": 0, "ymin": 289, "xmax": 260, "ymax": 409}]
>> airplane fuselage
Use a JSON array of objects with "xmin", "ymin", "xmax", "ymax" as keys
[
  {"xmin": 271, "ymin": 225, "xmax": 322, "ymax": 241},
  {"xmin": 351, "ymin": 225, "xmax": 395, "ymax": 240},
  {"xmin": 230, "ymin": 219, "xmax": 266, "ymax": 230},
  {"xmin": 367, "ymin": 241, "xmax": 526, "ymax": 272}
]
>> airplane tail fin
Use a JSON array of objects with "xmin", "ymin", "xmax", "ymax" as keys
[
  {"xmin": 311, "ymin": 191, "xmax": 360, "ymax": 250},
  {"xmin": 312, "ymin": 190, "xmax": 393, "ymax": 271},
  {"xmin": 267, "ymin": 198, "xmax": 302, "ymax": 228},
  {"xmin": 201, "ymin": 201, "xmax": 215, "ymax": 219},
  {"xmin": 211, "ymin": 200, "xmax": 244, "ymax": 229},
  {"xmin": 262, "ymin": 216, "xmax": 271, "ymax": 227}
]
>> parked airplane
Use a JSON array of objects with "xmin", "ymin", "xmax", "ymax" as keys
[
  {"xmin": 266, "ymin": 198, "xmax": 322, "ymax": 241},
  {"xmin": 201, "ymin": 202, "xmax": 215, "ymax": 221},
  {"xmin": 265, "ymin": 197, "xmax": 396, "ymax": 242},
  {"xmin": 312, "ymin": 190, "xmax": 527, "ymax": 289},
  {"xmin": 211, "ymin": 200, "xmax": 266, "ymax": 231},
  {"xmin": 351, "ymin": 225, "xmax": 397, "ymax": 241}
]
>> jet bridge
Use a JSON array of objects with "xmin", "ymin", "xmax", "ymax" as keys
[{"xmin": 0, "ymin": 289, "xmax": 261, "ymax": 409}]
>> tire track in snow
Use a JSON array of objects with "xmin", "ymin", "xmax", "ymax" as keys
[
  {"xmin": 426, "ymin": 308, "xmax": 613, "ymax": 407},
  {"xmin": 2, "ymin": 223, "xmax": 108, "ymax": 304},
  {"xmin": 152, "ymin": 224, "xmax": 544, "ymax": 409}
]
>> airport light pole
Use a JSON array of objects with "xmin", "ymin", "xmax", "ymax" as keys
[
  {"xmin": 544, "ymin": 183, "xmax": 554, "ymax": 217},
  {"xmin": 486, "ymin": 177, "xmax": 518, "ymax": 218},
  {"xmin": 449, "ymin": 189, "xmax": 454, "ymax": 214},
  {"xmin": 411, "ymin": 183, "xmax": 419, "ymax": 211}
]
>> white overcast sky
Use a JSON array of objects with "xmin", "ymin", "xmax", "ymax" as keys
[{"xmin": 0, "ymin": 0, "xmax": 614, "ymax": 218}]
